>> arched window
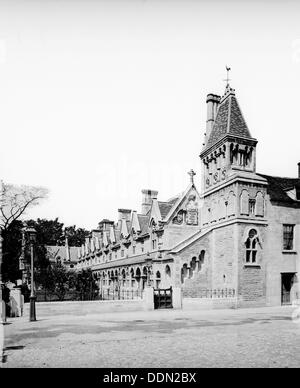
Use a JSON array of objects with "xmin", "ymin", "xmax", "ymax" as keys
[
  {"xmin": 130, "ymin": 268, "xmax": 135, "ymax": 288},
  {"xmin": 199, "ymin": 250, "xmax": 205, "ymax": 271},
  {"xmin": 156, "ymin": 271, "xmax": 161, "ymax": 288},
  {"xmin": 245, "ymin": 229, "xmax": 259, "ymax": 264},
  {"xmin": 255, "ymin": 192, "xmax": 264, "ymax": 217},
  {"xmin": 227, "ymin": 191, "xmax": 236, "ymax": 216},
  {"xmin": 190, "ymin": 257, "xmax": 197, "ymax": 278},
  {"xmin": 240, "ymin": 190, "xmax": 249, "ymax": 215},
  {"xmin": 181, "ymin": 264, "xmax": 188, "ymax": 284},
  {"xmin": 121, "ymin": 269, "xmax": 126, "ymax": 287},
  {"xmin": 165, "ymin": 265, "xmax": 171, "ymax": 278}
]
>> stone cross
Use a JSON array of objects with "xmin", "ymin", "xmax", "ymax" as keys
[{"xmin": 188, "ymin": 169, "xmax": 196, "ymax": 184}]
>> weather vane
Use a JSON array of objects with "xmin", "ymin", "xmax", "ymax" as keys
[{"xmin": 223, "ymin": 65, "xmax": 231, "ymax": 85}]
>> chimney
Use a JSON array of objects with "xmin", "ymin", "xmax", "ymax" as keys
[
  {"xmin": 118, "ymin": 208, "xmax": 131, "ymax": 222},
  {"xmin": 98, "ymin": 219, "xmax": 114, "ymax": 232},
  {"xmin": 205, "ymin": 94, "xmax": 221, "ymax": 146},
  {"xmin": 298, "ymin": 162, "xmax": 300, "ymax": 179},
  {"xmin": 141, "ymin": 189, "xmax": 158, "ymax": 215},
  {"xmin": 65, "ymin": 236, "xmax": 70, "ymax": 262}
]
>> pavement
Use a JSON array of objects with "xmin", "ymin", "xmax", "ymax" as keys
[{"xmin": 1, "ymin": 303, "xmax": 300, "ymax": 368}]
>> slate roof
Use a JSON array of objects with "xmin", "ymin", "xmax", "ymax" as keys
[
  {"xmin": 158, "ymin": 201, "xmax": 174, "ymax": 219},
  {"xmin": 46, "ymin": 245, "xmax": 79, "ymax": 263},
  {"xmin": 137, "ymin": 214, "xmax": 149, "ymax": 235},
  {"xmin": 257, "ymin": 174, "xmax": 300, "ymax": 204},
  {"xmin": 206, "ymin": 86, "xmax": 252, "ymax": 148}
]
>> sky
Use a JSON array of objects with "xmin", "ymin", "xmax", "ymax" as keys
[{"xmin": 1, "ymin": 0, "xmax": 300, "ymax": 230}]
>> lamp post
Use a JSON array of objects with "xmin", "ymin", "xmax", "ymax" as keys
[{"xmin": 26, "ymin": 226, "xmax": 37, "ymax": 322}]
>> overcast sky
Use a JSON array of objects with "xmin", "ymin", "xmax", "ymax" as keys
[{"xmin": 1, "ymin": 0, "xmax": 300, "ymax": 230}]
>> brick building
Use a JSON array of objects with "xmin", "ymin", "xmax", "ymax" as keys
[{"xmin": 77, "ymin": 82, "xmax": 300, "ymax": 307}]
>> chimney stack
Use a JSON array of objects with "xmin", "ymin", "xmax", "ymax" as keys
[
  {"xmin": 141, "ymin": 189, "xmax": 158, "ymax": 215},
  {"xmin": 205, "ymin": 94, "xmax": 221, "ymax": 146},
  {"xmin": 298, "ymin": 162, "xmax": 300, "ymax": 179},
  {"xmin": 118, "ymin": 208, "xmax": 131, "ymax": 222}
]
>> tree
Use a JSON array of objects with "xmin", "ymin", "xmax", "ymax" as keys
[
  {"xmin": 64, "ymin": 225, "xmax": 90, "ymax": 247},
  {"xmin": 0, "ymin": 181, "xmax": 48, "ymax": 284},
  {"xmin": 0, "ymin": 182, "xmax": 48, "ymax": 232},
  {"xmin": 47, "ymin": 263, "xmax": 73, "ymax": 301},
  {"xmin": 1, "ymin": 220, "xmax": 24, "ymax": 282},
  {"xmin": 74, "ymin": 269, "xmax": 98, "ymax": 300},
  {"xmin": 26, "ymin": 218, "xmax": 64, "ymax": 246}
]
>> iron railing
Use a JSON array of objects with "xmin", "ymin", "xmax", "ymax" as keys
[
  {"xmin": 99, "ymin": 288, "xmax": 143, "ymax": 301},
  {"xmin": 190, "ymin": 288, "xmax": 236, "ymax": 298}
]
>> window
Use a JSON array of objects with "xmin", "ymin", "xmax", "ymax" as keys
[
  {"xmin": 240, "ymin": 190, "xmax": 249, "ymax": 215},
  {"xmin": 133, "ymin": 246, "xmax": 136, "ymax": 255},
  {"xmin": 121, "ymin": 249, "xmax": 124, "ymax": 257},
  {"xmin": 283, "ymin": 225, "xmax": 294, "ymax": 250},
  {"xmin": 249, "ymin": 199, "xmax": 255, "ymax": 215},
  {"xmin": 152, "ymin": 239, "xmax": 157, "ymax": 250},
  {"xmin": 109, "ymin": 253, "xmax": 112, "ymax": 260},
  {"xmin": 245, "ymin": 229, "xmax": 259, "ymax": 264}
]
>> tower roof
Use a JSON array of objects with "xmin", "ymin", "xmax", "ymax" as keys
[{"xmin": 206, "ymin": 84, "xmax": 252, "ymax": 149}]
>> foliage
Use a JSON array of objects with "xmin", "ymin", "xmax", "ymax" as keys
[
  {"xmin": 74, "ymin": 268, "xmax": 99, "ymax": 300},
  {"xmin": 35, "ymin": 266, "xmax": 98, "ymax": 302},
  {"xmin": 35, "ymin": 263, "xmax": 75, "ymax": 301},
  {"xmin": 64, "ymin": 225, "xmax": 90, "ymax": 247},
  {"xmin": 26, "ymin": 218, "xmax": 65, "ymax": 246},
  {"xmin": 1, "ymin": 219, "xmax": 27, "ymax": 282},
  {"xmin": 1, "ymin": 216, "xmax": 91, "ymax": 282}
]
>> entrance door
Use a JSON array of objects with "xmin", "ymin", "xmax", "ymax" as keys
[{"xmin": 281, "ymin": 273, "xmax": 295, "ymax": 305}]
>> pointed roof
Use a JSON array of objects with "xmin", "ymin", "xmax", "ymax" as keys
[
  {"xmin": 120, "ymin": 218, "xmax": 129, "ymax": 238},
  {"xmin": 148, "ymin": 199, "xmax": 162, "ymax": 225},
  {"xmin": 206, "ymin": 85, "xmax": 252, "ymax": 149},
  {"xmin": 131, "ymin": 210, "xmax": 141, "ymax": 233},
  {"xmin": 109, "ymin": 225, "xmax": 116, "ymax": 243}
]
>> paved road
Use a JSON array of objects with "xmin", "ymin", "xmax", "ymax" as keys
[{"xmin": 1, "ymin": 304, "xmax": 300, "ymax": 368}]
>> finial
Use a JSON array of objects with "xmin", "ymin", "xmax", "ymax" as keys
[
  {"xmin": 223, "ymin": 65, "xmax": 231, "ymax": 86},
  {"xmin": 188, "ymin": 169, "xmax": 196, "ymax": 184}
]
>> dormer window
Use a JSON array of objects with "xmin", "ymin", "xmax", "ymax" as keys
[{"xmin": 284, "ymin": 187, "xmax": 299, "ymax": 201}]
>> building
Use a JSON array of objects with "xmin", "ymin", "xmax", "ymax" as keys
[
  {"xmin": 46, "ymin": 237, "xmax": 79, "ymax": 270},
  {"xmin": 77, "ymin": 81, "xmax": 300, "ymax": 307}
]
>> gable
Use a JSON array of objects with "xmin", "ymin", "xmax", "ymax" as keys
[{"xmin": 165, "ymin": 184, "xmax": 201, "ymax": 226}]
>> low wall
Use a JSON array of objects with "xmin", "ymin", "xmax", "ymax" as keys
[
  {"xmin": 23, "ymin": 298, "xmax": 146, "ymax": 317},
  {"xmin": 183, "ymin": 297, "xmax": 238, "ymax": 310}
]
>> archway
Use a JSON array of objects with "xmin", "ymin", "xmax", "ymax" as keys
[
  {"xmin": 135, "ymin": 267, "xmax": 141, "ymax": 289},
  {"xmin": 181, "ymin": 263, "xmax": 188, "ymax": 284}
]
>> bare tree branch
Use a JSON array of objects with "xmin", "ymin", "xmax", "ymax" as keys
[{"xmin": 0, "ymin": 182, "xmax": 49, "ymax": 230}]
